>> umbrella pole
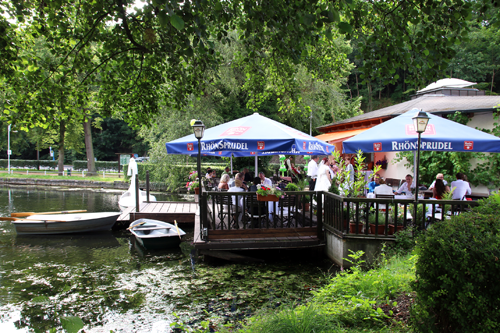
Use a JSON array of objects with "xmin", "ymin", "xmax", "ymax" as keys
[
  {"xmin": 230, "ymin": 154, "xmax": 233, "ymax": 175},
  {"xmin": 255, "ymin": 153, "xmax": 258, "ymax": 176}
]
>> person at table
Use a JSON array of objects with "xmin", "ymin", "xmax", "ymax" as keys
[
  {"xmin": 249, "ymin": 177, "xmax": 261, "ymax": 191},
  {"xmin": 228, "ymin": 179, "xmax": 246, "ymax": 220},
  {"xmin": 218, "ymin": 174, "xmax": 230, "ymax": 191},
  {"xmin": 395, "ymin": 174, "xmax": 415, "ymax": 196},
  {"xmin": 428, "ymin": 173, "xmax": 448, "ymax": 190},
  {"xmin": 205, "ymin": 168, "xmax": 213, "ymax": 179},
  {"xmin": 258, "ymin": 171, "xmax": 272, "ymax": 187},
  {"xmin": 450, "ymin": 172, "xmax": 471, "ymax": 200},
  {"xmin": 374, "ymin": 178, "xmax": 393, "ymax": 195},
  {"xmin": 235, "ymin": 173, "xmax": 249, "ymax": 191},
  {"xmin": 315, "ymin": 157, "xmax": 333, "ymax": 192},
  {"xmin": 432, "ymin": 178, "xmax": 450, "ymax": 200},
  {"xmin": 367, "ymin": 174, "xmax": 381, "ymax": 193},
  {"xmin": 222, "ymin": 167, "xmax": 230, "ymax": 175}
]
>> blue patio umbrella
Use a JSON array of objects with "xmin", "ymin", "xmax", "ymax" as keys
[
  {"xmin": 343, "ymin": 109, "xmax": 500, "ymax": 154},
  {"xmin": 165, "ymin": 113, "xmax": 335, "ymax": 157}
]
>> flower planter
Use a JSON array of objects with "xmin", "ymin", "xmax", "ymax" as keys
[
  {"xmin": 257, "ymin": 194, "xmax": 279, "ymax": 202},
  {"xmin": 302, "ymin": 203, "xmax": 310, "ymax": 211},
  {"xmin": 369, "ymin": 224, "xmax": 386, "ymax": 235},
  {"xmin": 194, "ymin": 187, "xmax": 200, "ymax": 195},
  {"xmin": 349, "ymin": 223, "xmax": 363, "ymax": 234},
  {"xmin": 388, "ymin": 224, "xmax": 404, "ymax": 235}
]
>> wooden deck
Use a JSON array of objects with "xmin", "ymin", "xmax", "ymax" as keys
[{"xmin": 116, "ymin": 201, "xmax": 198, "ymax": 228}]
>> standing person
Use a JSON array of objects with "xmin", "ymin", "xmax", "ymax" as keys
[
  {"xmin": 242, "ymin": 168, "xmax": 253, "ymax": 183},
  {"xmin": 315, "ymin": 157, "xmax": 333, "ymax": 192},
  {"xmin": 258, "ymin": 171, "xmax": 272, "ymax": 187},
  {"xmin": 395, "ymin": 174, "xmax": 415, "ymax": 197},
  {"xmin": 307, "ymin": 156, "xmax": 319, "ymax": 191},
  {"xmin": 450, "ymin": 172, "xmax": 471, "ymax": 200},
  {"xmin": 345, "ymin": 156, "xmax": 354, "ymax": 185}
]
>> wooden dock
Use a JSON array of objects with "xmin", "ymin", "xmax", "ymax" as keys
[{"xmin": 116, "ymin": 201, "xmax": 198, "ymax": 228}]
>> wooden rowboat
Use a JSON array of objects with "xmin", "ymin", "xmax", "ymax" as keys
[
  {"xmin": 129, "ymin": 219, "xmax": 186, "ymax": 250},
  {"xmin": 11, "ymin": 212, "xmax": 120, "ymax": 235}
]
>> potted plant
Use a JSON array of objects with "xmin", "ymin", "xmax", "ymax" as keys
[
  {"xmin": 375, "ymin": 157, "xmax": 388, "ymax": 170},
  {"xmin": 256, "ymin": 185, "xmax": 284, "ymax": 202},
  {"xmin": 369, "ymin": 211, "xmax": 387, "ymax": 235},
  {"xmin": 301, "ymin": 194, "xmax": 311, "ymax": 211},
  {"xmin": 186, "ymin": 171, "xmax": 200, "ymax": 194},
  {"xmin": 388, "ymin": 210, "xmax": 405, "ymax": 235}
]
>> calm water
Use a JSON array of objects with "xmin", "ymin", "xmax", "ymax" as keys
[{"xmin": 0, "ymin": 186, "xmax": 333, "ymax": 332}]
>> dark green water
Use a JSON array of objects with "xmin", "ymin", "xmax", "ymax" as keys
[{"xmin": 0, "ymin": 186, "xmax": 334, "ymax": 332}]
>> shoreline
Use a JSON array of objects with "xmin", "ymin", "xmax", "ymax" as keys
[{"xmin": 0, "ymin": 177, "xmax": 169, "ymax": 192}]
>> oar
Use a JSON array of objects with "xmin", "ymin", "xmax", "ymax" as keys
[
  {"xmin": 127, "ymin": 221, "xmax": 146, "ymax": 230},
  {"xmin": 174, "ymin": 220, "xmax": 182, "ymax": 239},
  {"xmin": 0, "ymin": 216, "xmax": 68, "ymax": 222},
  {"xmin": 11, "ymin": 210, "xmax": 87, "ymax": 217}
]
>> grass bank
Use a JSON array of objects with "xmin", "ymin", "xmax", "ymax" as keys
[{"xmin": 232, "ymin": 251, "xmax": 416, "ymax": 332}]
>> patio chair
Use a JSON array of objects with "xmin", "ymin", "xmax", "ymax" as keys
[
  {"xmin": 245, "ymin": 195, "xmax": 268, "ymax": 228},
  {"xmin": 276, "ymin": 195, "xmax": 296, "ymax": 227},
  {"xmin": 214, "ymin": 195, "xmax": 238, "ymax": 229}
]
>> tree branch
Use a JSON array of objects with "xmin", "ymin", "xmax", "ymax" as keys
[{"xmin": 116, "ymin": 0, "xmax": 150, "ymax": 53}]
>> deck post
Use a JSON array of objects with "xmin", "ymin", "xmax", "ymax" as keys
[
  {"xmin": 317, "ymin": 191, "xmax": 323, "ymax": 239},
  {"xmin": 146, "ymin": 170, "xmax": 150, "ymax": 203},
  {"xmin": 135, "ymin": 176, "xmax": 140, "ymax": 212}
]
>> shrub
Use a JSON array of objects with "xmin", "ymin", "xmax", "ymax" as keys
[
  {"xmin": 285, "ymin": 183, "xmax": 299, "ymax": 191},
  {"xmin": 412, "ymin": 193, "xmax": 500, "ymax": 332}
]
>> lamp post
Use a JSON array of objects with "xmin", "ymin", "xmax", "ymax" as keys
[
  {"xmin": 7, "ymin": 124, "xmax": 11, "ymax": 174},
  {"xmin": 7, "ymin": 124, "xmax": 17, "ymax": 174},
  {"xmin": 191, "ymin": 119, "xmax": 205, "ymax": 234},
  {"xmin": 412, "ymin": 109, "xmax": 430, "ymax": 228}
]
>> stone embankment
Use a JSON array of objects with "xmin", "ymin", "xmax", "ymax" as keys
[{"xmin": 0, "ymin": 177, "xmax": 169, "ymax": 191}]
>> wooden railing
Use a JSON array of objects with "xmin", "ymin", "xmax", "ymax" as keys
[
  {"xmin": 323, "ymin": 192, "xmax": 479, "ymax": 237},
  {"xmin": 200, "ymin": 191, "xmax": 322, "ymax": 235}
]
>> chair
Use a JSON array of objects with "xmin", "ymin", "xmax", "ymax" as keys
[
  {"xmin": 375, "ymin": 193, "xmax": 394, "ymax": 211},
  {"xmin": 214, "ymin": 195, "xmax": 236, "ymax": 229},
  {"xmin": 277, "ymin": 195, "xmax": 296, "ymax": 227},
  {"xmin": 245, "ymin": 195, "xmax": 268, "ymax": 228}
]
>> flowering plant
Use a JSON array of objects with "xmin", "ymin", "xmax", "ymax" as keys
[
  {"xmin": 256, "ymin": 184, "xmax": 284, "ymax": 197},
  {"xmin": 375, "ymin": 158, "xmax": 388, "ymax": 168},
  {"xmin": 186, "ymin": 171, "xmax": 200, "ymax": 193}
]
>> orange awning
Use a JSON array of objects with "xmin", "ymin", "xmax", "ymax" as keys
[{"xmin": 315, "ymin": 128, "xmax": 370, "ymax": 153}]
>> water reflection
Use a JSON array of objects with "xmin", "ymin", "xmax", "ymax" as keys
[{"xmin": 0, "ymin": 186, "xmax": 332, "ymax": 332}]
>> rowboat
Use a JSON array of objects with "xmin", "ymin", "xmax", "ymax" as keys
[
  {"xmin": 128, "ymin": 219, "xmax": 186, "ymax": 250},
  {"xmin": 11, "ymin": 212, "xmax": 120, "ymax": 235}
]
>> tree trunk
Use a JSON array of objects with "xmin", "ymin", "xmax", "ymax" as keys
[
  {"xmin": 83, "ymin": 117, "xmax": 97, "ymax": 176},
  {"xmin": 492, "ymin": 68, "xmax": 495, "ymax": 92},
  {"xmin": 58, "ymin": 120, "xmax": 66, "ymax": 176}
]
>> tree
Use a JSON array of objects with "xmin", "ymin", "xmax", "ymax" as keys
[{"xmin": 3, "ymin": 0, "xmax": 497, "ymax": 130}]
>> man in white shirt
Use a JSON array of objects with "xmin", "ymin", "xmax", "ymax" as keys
[
  {"xmin": 307, "ymin": 155, "xmax": 319, "ymax": 190},
  {"xmin": 428, "ymin": 173, "xmax": 448, "ymax": 190},
  {"xmin": 258, "ymin": 172, "xmax": 272, "ymax": 187},
  {"xmin": 450, "ymin": 172, "xmax": 471, "ymax": 200}
]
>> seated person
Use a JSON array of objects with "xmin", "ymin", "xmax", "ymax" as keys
[
  {"xmin": 234, "ymin": 173, "xmax": 249, "ymax": 191},
  {"xmin": 450, "ymin": 172, "xmax": 471, "ymax": 200},
  {"xmin": 228, "ymin": 179, "xmax": 246, "ymax": 214},
  {"xmin": 373, "ymin": 178, "xmax": 394, "ymax": 195},
  {"xmin": 218, "ymin": 174, "xmax": 230, "ymax": 190},
  {"xmin": 367, "ymin": 174, "xmax": 381, "ymax": 193},
  {"xmin": 432, "ymin": 178, "xmax": 450, "ymax": 199},
  {"xmin": 205, "ymin": 168, "xmax": 213, "ymax": 179},
  {"xmin": 249, "ymin": 177, "xmax": 261, "ymax": 191},
  {"xmin": 395, "ymin": 174, "xmax": 415, "ymax": 196},
  {"xmin": 428, "ymin": 173, "xmax": 448, "ymax": 189},
  {"xmin": 258, "ymin": 171, "xmax": 272, "ymax": 187}
]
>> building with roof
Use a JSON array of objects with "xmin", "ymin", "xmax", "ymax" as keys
[{"xmin": 315, "ymin": 79, "xmax": 500, "ymax": 193}]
